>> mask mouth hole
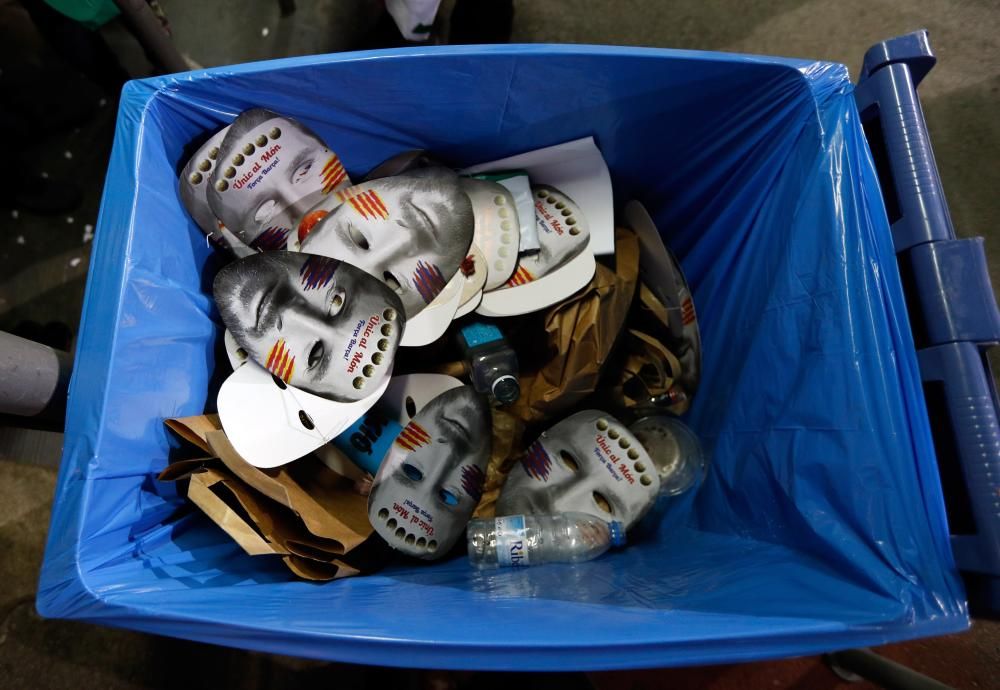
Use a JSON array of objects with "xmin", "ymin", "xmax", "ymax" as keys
[
  {"xmin": 558, "ymin": 450, "xmax": 580, "ymax": 473},
  {"xmin": 404, "ymin": 396, "xmax": 417, "ymax": 419},
  {"xmin": 439, "ymin": 489, "xmax": 459, "ymax": 506},
  {"xmin": 592, "ymin": 491, "xmax": 614, "ymax": 515},
  {"xmin": 402, "ymin": 463, "xmax": 423, "ymax": 482}
]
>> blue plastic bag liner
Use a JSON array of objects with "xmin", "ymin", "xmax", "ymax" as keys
[{"xmin": 37, "ymin": 45, "xmax": 967, "ymax": 670}]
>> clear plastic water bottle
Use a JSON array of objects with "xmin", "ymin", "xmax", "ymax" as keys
[
  {"xmin": 467, "ymin": 512, "xmax": 625, "ymax": 568},
  {"xmin": 457, "ymin": 322, "xmax": 520, "ymax": 405}
]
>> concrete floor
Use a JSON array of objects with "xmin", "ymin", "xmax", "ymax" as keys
[{"xmin": 1, "ymin": 0, "xmax": 999, "ymax": 687}]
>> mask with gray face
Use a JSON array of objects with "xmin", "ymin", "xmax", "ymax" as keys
[
  {"xmin": 497, "ymin": 410, "xmax": 660, "ymax": 530},
  {"xmin": 207, "ymin": 108, "xmax": 351, "ymax": 251},
  {"xmin": 368, "ymin": 385, "xmax": 491, "ymax": 559},
  {"xmin": 179, "ymin": 126, "xmax": 253, "ymax": 257}
]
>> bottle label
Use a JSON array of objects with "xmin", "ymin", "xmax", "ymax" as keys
[{"xmin": 495, "ymin": 515, "xmax": 529, "ymax": 567}]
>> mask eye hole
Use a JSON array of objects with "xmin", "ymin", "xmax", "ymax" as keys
[
  {"xmin": 348, "ymin": 226, "xmax": 370, "ymax": 250},
  {"xmin": 559, "ymin": 450, "xmax": 580, "ymax": 473},
  {"xmin": 404, "ymin": 396, "xmax": 417, "ymax": 419},
  {"xmin": 308, "ymin": 341, "xmax": 324, "ymax": 368},
  {"xmin": 402, "ymin": 463, "xmax": 423, "ymax": 482},
  {"xmin": 254, "ymin": 199, "xmax": 277, "ymax": 223},
  {"xmin": 298, "ymin": 410, "xmax": 315, "ymax": 430},
  {"xmin": 592, "ymin": 491, "xmax": 614, "ymax": 515},
  {"xmin": 270, "ymin": 374, "xmax": 287, "ymax": 390},
  {"xmin": 438, "ymin": 489, "xmax": 459, "ymax": 506},
  {"xmin": 294, "ymin": 161, "xmax": 313, "ymax": 180}
]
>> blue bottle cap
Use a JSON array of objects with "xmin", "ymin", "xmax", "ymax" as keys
[{"xmin": 609, "ymin": 521, "xmax": 626, "ymax": 548}]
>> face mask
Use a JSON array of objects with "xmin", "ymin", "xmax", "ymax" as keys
[
  {"xmin": 454, "ymin": 244, "xmax": 487, "ymax": 317},
  {"xmin": 496, "ymin": 410, "xmax": 660, "ymax": 529},
  {"xmin": 207, "ymin": 109, "xmax": 350, "ymax": 251},
  {"xmin": 213, "ymin": 251, "xmax": 405, "ymax": 402},
  {"xmin": 461, "ymin": 136, "xmax": 616, "ymax": 255},
  {"xmin": 368, "ymin": 382, "xmax": 491, "ymax": 559},
  {"xmin": 179, "ymin": 126, "xmax": 254, "ymax": 257},
  {"xmin": 217, "ymin": 356, "xmax": 392, "ymax": 469},
  {"xmin": 459, "ymin": 177, "xmax": 520, "ymax": 291},
  {"xmin": 477, "ymin": 184, "xmax": 596, "ymax": 317},
  {"xmin": 299, "ymin": 167, "xmax": 475, "ymax": 320}
]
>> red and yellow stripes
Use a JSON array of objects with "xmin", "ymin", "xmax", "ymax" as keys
[
  {"xmin": 266, "ymin": 339, "xmax": 295, "ymax": 383},
  {"xmin": 336, "ymin": 187, "xmax": 389, "ymax": 220},
  {"xmin": 681, "ymin": 296, "xmax": 696, "ymax": 326},
  {"xmin": 395, "ymin": 421, "xmax": 430, "ymax": 452},
  {"xmin": 321, "ymin": 155, "xmax": 348, "ymax": 194},
  {"xmin": 505, "ymin": 264, "xmax": 535, "ymax": 287}
]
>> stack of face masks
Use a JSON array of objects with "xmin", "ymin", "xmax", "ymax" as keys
[{"xmin": 170, "ymin": 107, "xmax": 703, "ymax": 574}]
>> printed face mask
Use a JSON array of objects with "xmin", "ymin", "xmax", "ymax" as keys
[
  {"xmin": 299, "ymin": 167, "xmax": 475, "ymax": 319},
  {"xmin": 179, "ymin": 126, "xmax": 253, "ymax": 256},
  {"xmin": 218, "ymin": 357, "xmax": 392, "ymax": 469},
  {"xmin": 459, "ymin": 177, "xmax": 519, "ymax": 290},
  {"xmin": 496, "ymin": 410, "xmax": 660, "ymax": 529},
  {"xmin": 510, "ymin": 184, "xmax": 590, "ymax": 285},
  {"xmin": 368, "ymin": 385, "xmax": 490, "ymax": 559},
  {"xmin": 207, "ymin": 109, "xmax": 350, "ymax": 251},
  {"xmin": 213, "ymin": 251, "xmax": 405, "ymax": 402},
  {"xmin": 477, "ymin": 184, "xmax": 596, "ymax": 317}
]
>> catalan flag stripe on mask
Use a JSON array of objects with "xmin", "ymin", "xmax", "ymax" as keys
[
  {"xmin": 266, "ymin": 339, "xmax": 295, "ymax": 383},
  {"xmin": 396, "ymin": 422, "xmax": 431, "ymax": 451}
]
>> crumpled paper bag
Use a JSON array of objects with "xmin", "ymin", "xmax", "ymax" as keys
[
  {"xmin": 472, "ymin": 408, "xmax": 526, "ymax": 519},
  {"xmin": 508, "ymin": 226, "xmax": 640, "ymax": 424},
  {"xmin": 161, "ymin": 415, "xmax": 389, "ymax": 580}
]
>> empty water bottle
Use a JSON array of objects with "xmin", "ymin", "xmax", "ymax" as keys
[{"xmin": 467, "ymin": 512, "xmax": 625, "ymax": 568}]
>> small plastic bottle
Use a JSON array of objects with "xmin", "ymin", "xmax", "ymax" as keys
[
  {"xmin": 467, "ymin": 512, "xmax": 625, "ymax": 568},
  {"xmin": 457, "ymin": 322, "xmax": 520, "ymax": 405}
]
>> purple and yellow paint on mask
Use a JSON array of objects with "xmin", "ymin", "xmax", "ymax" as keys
[
  {"xmin": 298, "ymin": 255, "xmax": 338, "ymax": 291},
  {"xmin": 413, "ymin": 260, "xmax": 447, "ymax": 304},
  {"xmin": 250, "ymin": 226, "xmax": 291, "ymax": 251},
  {"xmin": 522, "ymin": 440, "xmax": 552, "ymax": 481},
  {"xmin": 461, "ymin": 464, "xmax": 485, "ymax": 503}
]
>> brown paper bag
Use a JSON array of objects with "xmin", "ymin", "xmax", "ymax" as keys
[
  {"xmin": 472, "ymin": 408, "xmax": 527, "ymax": 519},
  {"xmin": 186, "ymin": 467, "xmax": 284, "ymax": 557},
  {"xmin": 162, "ymin": 416, "xmax": 384, "ymax": 580},
  {"xmin": 509, "ymin": 227, "xmax": 641, "ymax": 424}
]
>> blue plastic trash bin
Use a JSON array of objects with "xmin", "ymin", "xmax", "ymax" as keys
[{"xmin": 37, "ymin": 37, "xmax": 982, "ymax": 669}]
